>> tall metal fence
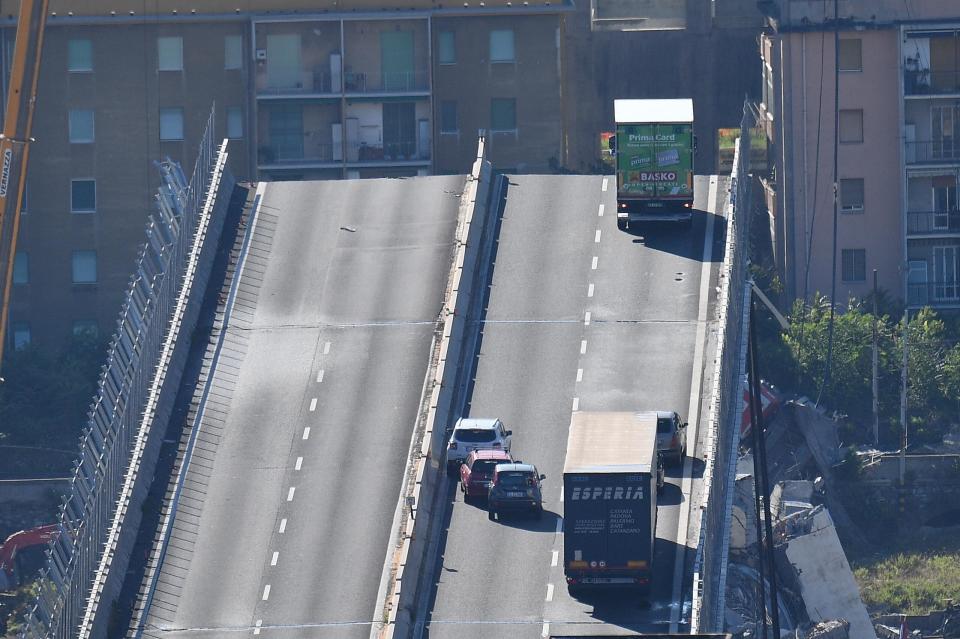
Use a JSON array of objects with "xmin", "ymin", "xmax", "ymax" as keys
[
  {"xmin": 18, "ymin": 110, "xmax": 223, "ymax": 639},
  {"xmin": 691, "ymin": 104, "xmax": 753, "ymax": 632}
]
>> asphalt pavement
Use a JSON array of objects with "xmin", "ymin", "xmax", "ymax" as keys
[
  {"xmin": 421, "ymin": 175, "xmax": 724, "ymax": 638},
  {"xmin": 140, "ymin": 176, "xmax": 463, "ymax": 639}
]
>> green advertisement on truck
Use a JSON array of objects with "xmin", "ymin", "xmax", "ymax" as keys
[{"xmin": 614, "ymin": 99, "xmax": 695, "ymax": 229}]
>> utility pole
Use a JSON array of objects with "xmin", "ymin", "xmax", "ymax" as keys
[
  {"xmin": 900, "ymin": 308, "xmax": 909, "ymax": 485},
  {"xmin": 872, "ymin": 269, "xmax": 879, "ymax": 447}
]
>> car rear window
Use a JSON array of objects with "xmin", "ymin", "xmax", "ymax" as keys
[
  {"xmin": 498, "ymin": 472, "xmax": 533, "ymax": 487},
  {"xmin": 456, "ymin": 428, "xmax": 496, "ymax": 443},
  {"xmin": 657, "ymin": 418, "xmax": 673, "ymax": 434},
  {"xmin": 472, "ymin": 460, "xmax": 499, "ymax": 473}
]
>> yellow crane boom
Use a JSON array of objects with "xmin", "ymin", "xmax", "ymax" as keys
[{"xmin": 0, "ymin": 0, "xmax": 48, "ymax": 371}]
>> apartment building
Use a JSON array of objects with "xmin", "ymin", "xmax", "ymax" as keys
[
  {"xmin": 759, "ymin": 0, "xmax": 960, "ymax": 311},
  {"xmin": 1, "ymin": 0, "xmax": 568, "ymax": 348}
]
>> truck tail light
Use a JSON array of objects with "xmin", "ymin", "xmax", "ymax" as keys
[{"xmin": 566, "ymin": 576, "xmax": 578, "ymax": 585}]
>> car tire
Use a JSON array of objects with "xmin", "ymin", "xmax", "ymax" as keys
[
  {"xmin": 488, "ymin": 509, "xmax": 496, "ymax": 521},
  {"xmin": 617, "ymin": 219, "xmax": 628, "ymax": 231}
]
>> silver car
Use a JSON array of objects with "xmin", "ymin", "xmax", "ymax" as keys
[{"xmin": 654, "ymin": 410, "xmax": 687, "ymax": 466}]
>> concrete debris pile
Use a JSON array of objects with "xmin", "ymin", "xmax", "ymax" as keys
[
  {"xmin": 803, "ymin": 619, "xmax": 852, "ymax": 639},
  {"xmin": 874, "ymin": 601, "xmax": 960, "ymax": 639}
]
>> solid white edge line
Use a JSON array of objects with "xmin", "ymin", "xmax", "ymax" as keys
[
  {"xmin": 669, "ymin": 175, "xmax": 719, "ymax": 631},
  {"xmin": 309, "ymin": 398, "xmax": 318, "ymax": 412},
  {"xmin": 271, "ymin": 551, "xmax": 279, "ymax": 566},
  {"xmin": 262, "ymin": 585, "xmax": 271, "ymax": 601},
  {"xmin": 295, "ymin": 457, "xmax": 303, "ymax": 471},
  {"xmin": 278, "ymin": 518, "xmax": 287, "ymax": 534}
]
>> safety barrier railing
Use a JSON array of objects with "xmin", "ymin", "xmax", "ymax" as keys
[
  {"xmin": 17, "ymin": 110, "xmax": 221, "ymax": 639},
  {"xmin": 690, "ymin": 104, "xmax": 752, "ymax": 631}
]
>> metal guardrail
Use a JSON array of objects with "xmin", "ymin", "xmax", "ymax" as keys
[
  {"xmin": 17, "ymin": 110, "xmax": 222, "ymax": 639},
  {"xmin": 690, "ymin": 104, "xmax": 752, "ymax": 631}
]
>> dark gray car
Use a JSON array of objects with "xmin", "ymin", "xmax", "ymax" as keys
[{"xmin": 488, "ymin": 463, "xmax": 544, "ymax": 520}]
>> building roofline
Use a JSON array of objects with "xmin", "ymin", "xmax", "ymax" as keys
[{"xmin": 0, "ymin": 1, "xmax": 572, "ymax": 27}]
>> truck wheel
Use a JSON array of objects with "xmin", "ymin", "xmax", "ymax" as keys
[{"xmin": 617, "ymin": 219, "xmax": 628, "ymax": 231}]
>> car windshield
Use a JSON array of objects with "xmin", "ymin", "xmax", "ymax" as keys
[
  {"xmin": 498, "ymin": 471, "xmax": 533, "ymax": 487},
  {"xmin": 456, "ymin": 428, "xmax": 497, "ymax": 443},
  {"xmin": 472, "ymin": 460, "xmax": 500, "ymax": 473},
  {"xmin": 657, "ymin": 418, "xmax": 673, "ymax": 434}
]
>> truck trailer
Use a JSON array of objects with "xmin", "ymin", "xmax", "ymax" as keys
[
  {"xmin": 562, "ymin": 411, "xmax": 659, "ymax": 592},
  {"xmin": 613, "ymin": 98, "xmax": 695, "ymax": 229}
]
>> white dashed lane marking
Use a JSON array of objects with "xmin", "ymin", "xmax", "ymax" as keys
[
  {"xmin": 595, "ymin": 229, "xmax": 602, "ymax": 243},
  {"xmin": 322, "ymin": 341, "xmax": 331, "ymax": 355},
  {"xmin": 309, "ymin": 398, "xmax": 317, "ymax": 412},
  {"xmin": 302, "ymin": 427, "xmax": 311, "ymax": 440},
  {"xmin": 542, "ymin": 622, "xmax": 550, "ymax": 638},
  {"xmin": 580, "ymin": 340, "xmax": 587, "ymax": 355},
  {"xmin": 262, "ymin": 585, "xmax": 271, "ymax": 601},
  {"xmin": 286, "ymin": 487, "xmax": 296, "ymax": 502},
  {"xmin": 295, "ymin": 457, "xmax": 303, "ymax": 471},
  {"xmin": 278, "ymin": 519, "xmax": 287, "ymax": 534},
  {"xmin": 316, "ymin": 369, "xmax": 324, "ymax": 383},
  {"xmin": 551, "ymin": 550, "xmax": 559, "ymax": 566},
  {"xmin": 271, "ymin": 552, "xmax": 279, "ymax": 566},
  {"xmin": 602, "ymin": 177, "xmax": 608, "ymax": 191},
  {"xmin": 545, "ymin": 584, "xmax": 554, "ymax": 602},
  {"xmin": 591, "ymin": 256, "xmax": 599, "ymax": 270},
  {"xmin": 588, "ymin": 283, "xmax": 595, "ymax": 298},
  {"xmin": 576, "ymin": 368, "xmax": 583, "ymax": 383},
  {"xmin": 572, "ymin": 397, "xmax": 579, "ymax": 411},
  {"xmin": 598, "ymin": 203, "xmax": 605, "ymax": 217},
  {"xmin": 254, "ymin": 619, "xmax": 263, "ymax": 635},
  {"xmin": 584, "ymin": 311, "xmax": 591, "ymax": 326}
]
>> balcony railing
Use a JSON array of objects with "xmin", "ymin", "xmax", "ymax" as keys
[
  {"xmin": 258, "ymin": 142, "xmax": 338, "ymax": 165},
  {"xmin": 904, "ymin": 140, "xmax": 960, "ymax": 164},
  {"xmin": 905, "ymin": 68, "xmax": 960, "ymax": 96},
  {"xmin": 343, "ymin": 70, "xmax": 428, "ymax": 93},
  {"xmin": 260, "ymin": 70, "xmax": 338, "ymax": 96},
  {"xmin": 347, "ymin": 140, "xmax": 427, "ymax": 163},
  {"xmin": 907, "ymin": 210, "xmax": 960, "ymax": 234},
  {"xmin": 908, "ymin": 280, "xmax": 960, "ymax": 306}
]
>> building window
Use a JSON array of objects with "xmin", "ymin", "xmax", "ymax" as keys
[
  {"xmin": 840, "ymin": 178, "xmax": 864, "ymax": 212},
  {"xmin": 839, "ymin": 109, "xmax": 864, "ymax": 143},
  {"xmin": 73, "ymin": 320, "xmax": 99, "ymax": 337},
  {"xmin": 439, "ymin": 31, "xmax": 456, "ymax": 65},
  {"xmin": 440, "ymin": 101, "xmax": 458, "ymax": 134},
  {"xmin": 839, "ymin": 39, "xmax": 862, "ymax": 72},
  {"xmin": 227, "ymin": 106, "xmax": 243, "ymax": 139},
  {"xmin": 71, "ymin": 179, "xmax": 96, "ymax": 213},
  {"xmin": 72, "ymin": 250, "xmax": 97, "ymax": 284},
  {"xmin": 160, "ymin": 108, "xmax": 184, "ymax": 141},
  {"xmin": 841, "ymin": 249, "xmax": 866, "ymax": 282},
  {"xmin": 224, "ymin": 35, "xmax": 243, "ymax": 70},
  {"xmin": 158, "ymin": 36, "xmax": 183, "ymax": 71},
  {"xmin": 68, "ymin": 39, "xmax": 92, "ymax": 72},
  {"xmin": 490, "ymin": 30, "xmax": 515, "ymax": 63},
  {"xmin": 69, "ymin": 109, "xmax": 95, "ymax": 143},
  {"xmin": 491, "ymin": 98, "xmax": 517, "ymax": 132},
  {"xmin": 10, "ymin": 322, "xmax": 30, "ymax": 350},
  {"xmin": 13, "ymin": 252, "xmax": 28, "ymax": 284}
]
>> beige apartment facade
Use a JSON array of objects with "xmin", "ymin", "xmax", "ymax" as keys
[
  {"xmin": 1, "ymin": 0, "xmax": 568, "ymax": 348},
  {"xmin": 760, "ymin": 0, "xmax": 960, "ymax": 311}
]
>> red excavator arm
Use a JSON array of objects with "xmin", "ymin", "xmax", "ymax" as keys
[{"xmin": 0, "ymin": 524, "xmax": 59, "ymax": 579}]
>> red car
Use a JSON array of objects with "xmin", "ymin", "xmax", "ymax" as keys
[{"xmin": 459, "ymin": 449, "xmax": 513, "ymax": 499}]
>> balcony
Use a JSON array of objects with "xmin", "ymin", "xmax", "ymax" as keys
[
  {"xmin": 258, "ymin": 70, "xmax": 339, "ymax": 97},
  {"xmin": 905, "ymin": 140, "xmax": 960, "ymax": 164},
  {"xmin": 347, "ymin": 140, "xmax": 429, "ymax": 164},
  {"xmin": 905, "ymin": 69, "xmax": 960, "ymax": 96},
  {"xmin": 908, "ymin": 280, "xmax": 960, "ymax": 307},
  {"xmin": 257, "ymin": 143, "xmax": 338, "ymax": 167},
  {"xmin": 343, "ymin": 70, "xmax": 429, "ymax": 95},
  {"xmin": 907, "ymin": 210, "xmax": 960, "ymax": 235}
]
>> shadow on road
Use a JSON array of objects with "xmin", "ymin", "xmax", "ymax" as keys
[
  {"xmin": 656, "ymin": 482, "xmax": 683, "ymax": 506},
  {"xmin": 488, "ymin": 509, "xmax": 561, "ymax": 532},
  {"xmin": 624, "ymin": 209, "xmax": 725, "ymax": 263}
]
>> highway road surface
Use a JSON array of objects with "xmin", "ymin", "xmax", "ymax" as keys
[
  {"xmin": 421, "ymin": 174, "xmax": 726, "ymax": 638},
  {"xmin": 139, "ymin": 176, "xmax": 463, "ymax": 639}
]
